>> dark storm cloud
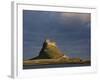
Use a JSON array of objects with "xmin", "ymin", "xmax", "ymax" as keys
[{"xmin": 23, "ymin": 10, "xmax": 90, "ymax": 60}]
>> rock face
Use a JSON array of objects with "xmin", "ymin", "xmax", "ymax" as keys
[{"xmin": 30, "ymin": 39, "xmax": 69, "ymax": 60}]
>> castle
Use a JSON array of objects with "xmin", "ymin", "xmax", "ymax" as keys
[{"xmin": 45, "ymin": 39, "xmax": 56, "ymax": 47}]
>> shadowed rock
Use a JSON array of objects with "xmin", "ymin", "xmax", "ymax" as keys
[{"xmin": 30, "ymin": 39, "xmax": 69, "ymax": 60}]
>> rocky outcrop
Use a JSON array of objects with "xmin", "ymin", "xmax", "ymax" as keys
[{"xmin": 30, "ymin": 39, "xmax": 69, "ymax": 60}]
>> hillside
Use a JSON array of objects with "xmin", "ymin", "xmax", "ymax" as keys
[
  {"xmin": 23, "ymin": 39, "xmax": 90, "ymax": 66},
  {"xmin": 30, "ymin": 39, "xmax": 69, "ymax": 60}
]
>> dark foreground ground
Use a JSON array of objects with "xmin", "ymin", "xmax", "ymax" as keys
[
  {"xmin": 23, "ymin": 63, "xmax": 90, "ymax": 69},
  {"xmin": 23, "ymin": 59, "xmax": 91, "ymax": 69}
]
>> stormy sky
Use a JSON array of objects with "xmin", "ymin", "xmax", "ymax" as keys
[{"xmin": 23, "ymin": 10, "xmax": 91, "ymax": 60}]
